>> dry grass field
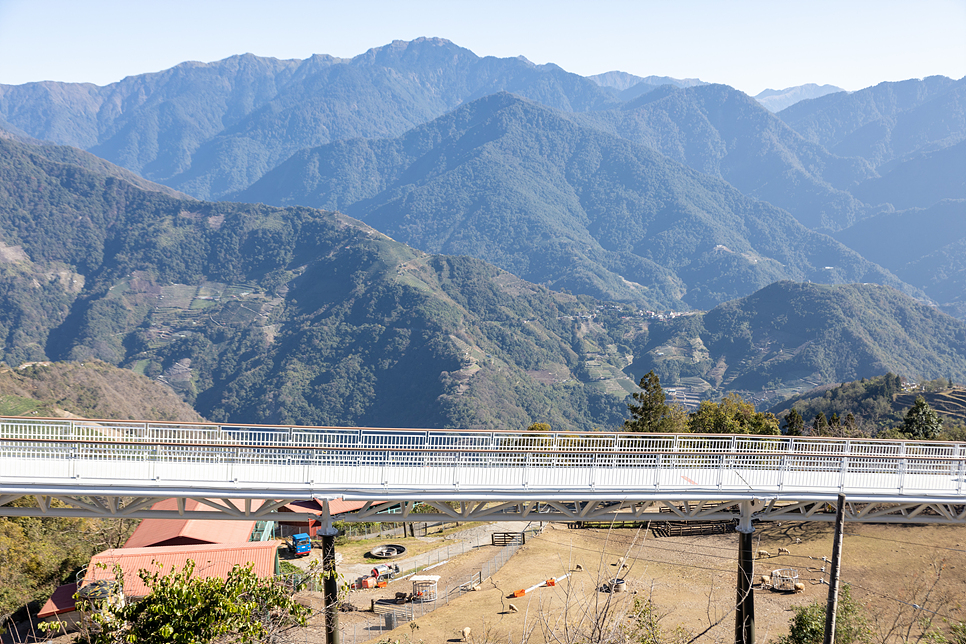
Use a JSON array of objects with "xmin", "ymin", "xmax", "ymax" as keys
[
  {"xmin": 316, "ymin": 520, "xmax": 966, "ymax": 644},
  {"xmin": 31, "ymin": 520, "xmax": 965, "ymax": 644}
]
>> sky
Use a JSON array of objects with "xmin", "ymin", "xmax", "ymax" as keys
[{"xmin": 0, "ymin": 0, "xmax": 964, "ymax": 95}]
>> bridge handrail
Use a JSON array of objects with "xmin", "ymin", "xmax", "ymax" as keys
[
  {"xmin": 1, "ymin": 416, "xmax": 963, "ymax": 461},
  {"xmin": 2, "ymin": 437, "xmax": 966, "ymax": 463}
]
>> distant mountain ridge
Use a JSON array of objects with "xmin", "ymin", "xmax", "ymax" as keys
[
  {"xmin": 587, "ymin": 71, "xmax": 708, "ymax": 102},
  {"xmin": 754, "ymin": 83, "xmax": 844, "ymax": 112},
  {"xmin": 779, "ymin": 75, "xmax": 966, "ymax": 168},
  {"xmin": 849, "ymin": 140, "xmax": 966, "ymax": 210},
  {"xmin": 0, "ymin": 38, "xmax": 623, "ymax": 199},
  {"xmin": 833, "ymin": 199, "xmax": 966, "ymax": 311},
  {"xmin": 237, "ymin": 92, "xmax": 918, "ymax": 309},
  {"xmin": 1, "ymin": 39, "xmax": 961, "ymax": 240},
  {"xmin": 587, "ymin": 71, "xmax": 707, "ymax": 91},
  {"xmin": 574, "ymin": 83, "xmax": 877, "ymax": 230}
]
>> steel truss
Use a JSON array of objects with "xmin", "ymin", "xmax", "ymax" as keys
[{"xmin": 1, "ymin": 493, "xmax": 964, "ymax": 526}]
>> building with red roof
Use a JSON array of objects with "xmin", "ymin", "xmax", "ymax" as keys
[
  {"xmin": 37, "ymin": 582, "xmax": 79, "ymax": 622},
  {"xmin": 84, "ymin": 541, "xmax": 281, "ymax": 599},
  {"xmin": 123, "ymin": 498, "xmax": 259, "ymax": 548}
]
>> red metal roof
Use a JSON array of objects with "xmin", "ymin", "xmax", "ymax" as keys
[
  {"xmin": 37, "ymin": 582, "xmax": 78, "ymax": 618},
  {"xmin": 278, "ymin": 498, "xmax": 369, "ymax": 516},
  {"xmin": 85, "ymin": 541, "xmax": 280, "ymax": 598},
  {"xmin": 123, "ymin": 498, "xmax": 260, "ymax": 548},
  {"xmin": 328, "ymin": 498, "xmax": 369, "ymax": 515}
]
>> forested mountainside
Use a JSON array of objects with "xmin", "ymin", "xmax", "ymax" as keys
[
  {"xmin": 626, "ymin": 281, "xmax": 966, "ymax": 408},
  {"xmin": 0, "ymin": 128, "xmax": 187, "ymax": 198},
  {"xmin": 833, "ymin": 199, "xmax": 966, "ymax": 315},
  {"xmin": 236, "ymin": 92, "xmax": 915, "ymax": 310},
  {"xmin": 0, "ymin": 38, "xmax": 622, "ymax": 199},
  {"xmin": 0, "ymin": 133, "xmax": 638, "ymax": 430},
  {"xmin": 778, "ymin": 75, "xmax": 966, "ymax": 168},
  {"xmin": 0, "ymin": 360, "xmax": 203, "ymax": 421},
  {"xmin": 574, "ymin": 83, "xmax": 878, "ymax": 231},
  {"xmin": 4, "ymin": 132, "xmax": 964, "ymax": 426},
  {"xmin": 848, "ymin": 140, "xmax": 966, "ymax": 211}
]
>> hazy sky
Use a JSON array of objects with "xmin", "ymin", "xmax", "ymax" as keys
[{"xmin": 1, "ymin": 0, "xmax": 963, "ymax": 94}]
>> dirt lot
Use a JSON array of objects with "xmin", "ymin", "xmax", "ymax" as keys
[
  {"xmin": 287, "ymin": 520, "xmax": 966, "ymax": 644},
  {"xmin": 30, "ymin": 520, "xmax": 966, "ymax": 644}
]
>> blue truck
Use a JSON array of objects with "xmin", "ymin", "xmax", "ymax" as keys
[{"xmin": 286, "ymin": 533, "xmax": 312, "ymax": 557}]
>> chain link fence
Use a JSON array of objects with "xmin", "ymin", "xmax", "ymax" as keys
[{"xmin": 339, "ymin": 524, "xmax": 543, "ymax": 644}]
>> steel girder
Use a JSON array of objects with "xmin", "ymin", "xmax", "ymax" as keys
[{"xmin": 1, "ymin": 493, "xmax": 964, "ymax": 525}]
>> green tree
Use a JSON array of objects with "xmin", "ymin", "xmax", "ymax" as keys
[
  {"xmin": 843, "ymin": 412, "xmax": 857, "ymax": 433},
  {"xmin": 688, "ymin": 394, "xmax": 780, "ymax": 435},
  {"xmin": 813, "ymin": 412, "xmax": 829, "ymax": 436},
  {"xmin": 74, "ymin": 560, "xmax": 311, "ymax": 644},
  {"xmin": 783, "ymin": 409, "xmax": 805, "ymax": 436},
  {"xmin": 625, "ymin": 371, "xmax": 675, "ymax": 433},
  {"xmin": 902, "ymin": 395, "xmax": 943, "ymax": 440},
  {"xmin": 777, "ymin": 585, "xmax": 871, "ymax": 644}
]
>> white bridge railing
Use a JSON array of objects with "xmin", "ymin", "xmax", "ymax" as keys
[{"xmin": 1, "ymin": 417, "xmax": 964, "ymax": 501}]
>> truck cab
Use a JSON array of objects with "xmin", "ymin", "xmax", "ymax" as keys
[{"xmin": 287, "ymin": 533, "xmax": 312, "ymax": 557}]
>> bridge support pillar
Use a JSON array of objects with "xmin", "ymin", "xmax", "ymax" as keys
[
  {"xmin": 735, "ymin": 501, "xmax": 756, "ymax": 644},
  {"xmin": 321, "ymin": 527, "xmax": 341, "ymax": 644}
]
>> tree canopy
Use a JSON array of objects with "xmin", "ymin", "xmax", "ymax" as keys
[
  {"xmin": 902, "ymin": 395, "xmax": 943, "ymax": 440},
  {"xmin": 688, "ymin": 393, "xmax": 780, "ymax": 435},
  {"xmin": 72, "ymin": 560, "xmax": 310, "ymax": 644}
]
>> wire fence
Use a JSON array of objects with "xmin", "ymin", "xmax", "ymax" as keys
[
  {"xmin": 337, "ymin": 520, "xmax": 448, "ymax": 540},
  {"xmin": 339, "ymin": 525, "xmax": 543, "ymax": 644}
]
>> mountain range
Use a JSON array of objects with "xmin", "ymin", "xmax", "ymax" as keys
[
  {"xmin": 0, "ymin": 38, "xmax": 628, "ymax": 200},
  {"xmin": 1, "ymin": 40, "xmax": 961, "ymax": 227},
  {"xmin": 0, "ymin": 39, "xmax": 964, "ymax": 429},
  {"xmin": 571, "ymin": 83, "xmax": 878, "ymax": 231},
  {"xmin": 3, "ymin": 132, "xmax": 966, "ymax": 429},
  {"xmin": 235, "ymin": 91, "xmax": 914, "ymax": 310},
  {"xmin": 0, "ymin": 133, "xmax": 636, "ymax": 430}
]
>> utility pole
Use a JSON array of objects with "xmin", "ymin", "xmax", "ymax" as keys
[
  {"xmin": 735, "ymin": 499, "xmax": 757, "ymax": 644},
  {"xmin": 823, "ymin": 494, "xmax": 847, "ymax": 644},
  {"xmin": 320, "ymin": 500, "xmax": 341, "ymax": 644}
]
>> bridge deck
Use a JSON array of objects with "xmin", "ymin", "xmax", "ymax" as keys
[{"xmin": 2, "ymin": 417, "xmax": 964, "ymax": 524}]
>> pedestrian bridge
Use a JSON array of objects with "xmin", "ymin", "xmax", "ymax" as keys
[{"xmin": 1, "ymin": 416, "xmax": 964, "ymax": 525}]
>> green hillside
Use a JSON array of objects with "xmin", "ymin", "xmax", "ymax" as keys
[
  {"xmin": 237, "ymin": 93, "xmax": 916, "ymax": 310},
  {"xmin": 894, "ymin": 388, "xmax": 966, "ymax": 422},
  {"xmin": 0, "ymin": 134, "xmax": 635, "ymax": 430},
  {"xmin": 626, "ymin": 281, "xmax": 966, "ymax": 409},
  {"xmin": 767, "ymin": 373, "xmax": 966, "ymax": 435}
]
